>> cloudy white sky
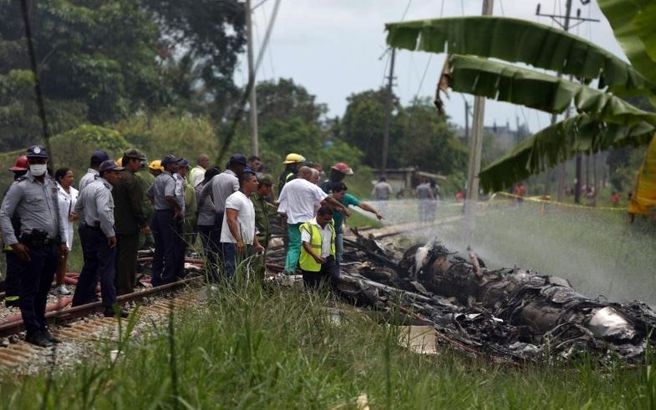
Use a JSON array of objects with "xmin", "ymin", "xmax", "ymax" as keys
[{"xmin": 239, "ymin": 0, "xmax": 624, "ymax": 133}]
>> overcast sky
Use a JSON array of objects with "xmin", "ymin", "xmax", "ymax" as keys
[{"xmin": 240, "ymin": 0, "xmax": 623, "ymax": 133}]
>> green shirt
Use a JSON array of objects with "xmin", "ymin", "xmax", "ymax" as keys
[
  {"xmin": 250, "ymin": 192, "xmax": 277, "ymax": 246},
  {"xmin": 333, "ymin": 193, "xmax": 360, "ymax": 233},
  {"xmin": 134, "ymin": 169, "xmax": 155, "ymax": 222}
]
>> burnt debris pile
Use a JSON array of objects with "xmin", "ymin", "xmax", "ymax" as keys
[{"xmin": 335, "ymin": 234, "xmax": 656, "ymax": 363}]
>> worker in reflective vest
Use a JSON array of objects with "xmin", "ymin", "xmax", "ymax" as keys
[{"xmin": 299, "ymin": 206, "xmax": 339, "ymax": 290}]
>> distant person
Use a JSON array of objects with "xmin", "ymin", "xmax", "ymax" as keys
[
  {"xmin": 610, "ymin": 191, "xmax": 621, "ymax": 206},
  {"xmin": 277, "ymin": 166, "xmax": 348, "ymax": 275},
  {"xmin": 148, "ymin": 160, "xmax": 164, "ymax": 177},
  {"xmin": 251, "ymin": 174, "xmax": 277, "ymax": 279},
  {"xmin": 415, "ymin": 178, "xmax": 434, "ymax": 223},
  {"xmin": 513, "ymin": 182, "xmax": 526, "ymax": 204},
  {"xmin": 372, "ymin": 177, "xmax": 393, "ymax": 201},
  {"xmin": 299, "ymin": 206, "xmax": 339, "ymax": 290},
  {"xmin": 79, "ymin": 150, "xmax": 110, "ymax": 192},
  {"xmin": 278, "ymin": 153, "xmax": 305, "ymax": 196},
  {"xmin": 189, "ymin": 154, "xmax": 210, "ymax": 188},
  {"xmin": 54, "ymin": 167, "xmax": 79, "ymax": 296}
]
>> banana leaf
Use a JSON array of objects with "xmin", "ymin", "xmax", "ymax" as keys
[
  {"xmin": 598, "ymin": 0, "xmax": 656, "ymax": 87},
  {"xmin": 479, "ymin": 115, "xmax": 654, "ymax": 192},
  {"xmin": 385, "ymin": 16, "xmax": 653, "ymax": 94},
  {"xmin": 443, "ymin": 55, "xmax": 656, "ymax": 126}
]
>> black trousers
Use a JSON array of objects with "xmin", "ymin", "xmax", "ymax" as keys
[
  {"xmin": 4, "ymin": 250, "xmax": 24, "ymax": 299},
  {"xmin": 301, "ymin": 256, "xmax": 339, "ymax": 290},
  {"xmin": 73, "ymin": 225, "xmax": 117, "ymax": 308},
  {"xmin": 198, "ymin": 224, "xmax": 221, "ymax": 282},
  {"xmin": 152, "ymin": 210, "xmax": 182, "ymax": 286},
  {"xmin": 18, "ymin": 243, "xmax": 57, "ymax": 335},
  {"xmin": 115, "ymin": 233, "xmax": 139, "ymax": 295}
]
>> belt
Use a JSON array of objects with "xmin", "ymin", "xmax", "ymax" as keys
[{"xmin": 82, "ymin": 222, "xmax": 101, "ymax": 229}]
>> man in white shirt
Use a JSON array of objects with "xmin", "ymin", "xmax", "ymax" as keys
[
  {"xmin": 189, "ymin": 154, "xmax": 209, "ymax": 188},
  {"xmin": 277, "ymin": 166, "xmax": 348, "ymax": 274},
  {"xmin": 221, "ymin": 170, "xmax": 264, "ymax": 279}
]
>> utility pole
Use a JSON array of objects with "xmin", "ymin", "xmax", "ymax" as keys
[
  {"xmin": 382, "ymin": 48, "xmax": 396, "ymax": 176},
  {"xmin": 465, "ymin": 0, "xmax": 493, "ymax": 214},
  {"xmin": 537, "ymin": 0, "xmax": 599, "ymax": 203},
  {"xmin": 246, "ymin": 0, "xmax": 259, "ymax": 157},
  {"xmin": 464, "ymin": 100, "xmax": 470, "ymax": 140}
]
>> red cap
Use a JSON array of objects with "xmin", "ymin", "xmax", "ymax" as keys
[
  {"xmin": 9, "ymin": 155, "xmax": 28, "ymax": 172},
  {"xmin": 331, "ymin": 162, "xmax": 353, "ymax": 175}
]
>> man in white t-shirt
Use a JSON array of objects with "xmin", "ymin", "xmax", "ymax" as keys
[
  {"xmin": 221, "ymin": 170, "xmax": 264, "ymax": 279},
  {"xmin": 277, "ymin": 166, "xmax": 349, "ymax": 274}
]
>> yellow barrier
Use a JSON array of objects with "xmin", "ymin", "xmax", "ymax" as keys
[{"xmin": 490, "ymin": 192, "xmax": 626, "ymax": 213}]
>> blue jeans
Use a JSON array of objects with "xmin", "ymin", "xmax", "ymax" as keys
[
  {"xmin": 222, "ymin": 243, "xmax": 254, "ymax": 280},
  {"xmin": 73, "ymin": 225, "xmax": 117, "ymax": 309}
]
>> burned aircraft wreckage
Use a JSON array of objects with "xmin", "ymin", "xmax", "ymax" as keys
[{"xmin": 332, "ymin": 233, "xmax": 656, "ymax": 362}]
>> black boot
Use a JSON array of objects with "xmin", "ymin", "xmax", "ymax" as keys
[{"xmin": 25, "ymin": 331, "xmax": 53, "ymax": 348}]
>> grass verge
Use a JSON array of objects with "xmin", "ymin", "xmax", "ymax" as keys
[{"xmin": 1, "ymin": 282, "xmax": 656, "ymax": 409}]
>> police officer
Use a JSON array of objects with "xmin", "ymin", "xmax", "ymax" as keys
[
  {"xmin": 79, "ymin": 150, "xmax": 110, "ymax": 192},
  {"xmin": 0, "ymin": 145, "xmax": 67, "ymax": 347},
  {"xmin": 113, "ymin": 149, "xmax": 149, "ymax": 295},
  {"xmin": 72, "ymin": 160, "xmax": 127, "ymax": 317},
  {"xmin": 147, "ymin": 154, "xmax": 182, "ymax": 286}
]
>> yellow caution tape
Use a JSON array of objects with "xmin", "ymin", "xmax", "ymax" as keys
[{"xmin": 490, "ymin": 192, "xmax": 626, "ymax": 212}]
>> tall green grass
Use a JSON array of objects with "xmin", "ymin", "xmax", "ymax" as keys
[{"xmin": 1, "ymin": 282, "xmax": 656, "ymax": 409}]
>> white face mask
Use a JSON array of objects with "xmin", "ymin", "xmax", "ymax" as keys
[{"xmin": 29, "ymin": 164, "xmax": 47, "ymax": 176}]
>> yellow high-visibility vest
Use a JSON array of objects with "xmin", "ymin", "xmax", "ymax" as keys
[{"xmin": 299, "ymin": 221, "xmax": 335, "ymax": 272}]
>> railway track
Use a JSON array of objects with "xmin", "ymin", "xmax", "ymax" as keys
[{"xmin": 0, "ymin": 219, "xmax": 456, "ymax": 374}]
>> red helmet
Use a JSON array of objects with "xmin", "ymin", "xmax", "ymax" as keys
[
  {"xmin": 9, "ymin": 155, "xmax": 28, "ymax": 172},
  {"xmin": 331, "ymin": 162, "xmax": 353, "ymax": 175}
]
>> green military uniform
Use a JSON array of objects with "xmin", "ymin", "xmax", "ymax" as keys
[
  {"xmin": 135, "ymin": 168, "xmax": 155, "ymax": 248},
  {"xmin": 251, "ymin": 192, "xmax": 277, "ymax": 248},
  {"xmin": 113, "ymin": 158, "xmax": 147, "ymax": 295}
]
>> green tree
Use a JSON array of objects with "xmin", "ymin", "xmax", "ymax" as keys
[
  {"xmin": 392, "ymin": 97, "xmax": 467, "ymax": 175},
  {"xmin": 140, "ymin": 0, "xmax": 246, "ymax": 116},
  {"xmin": 256, "ymin": 78, "xmax": 328, "ymax": 125},
  {"xmin": 0, "ymin": 0, "xmax": 165, "ymax": 150},
  {"xmin": 341, "ymin": 89, "xmax": 400, "ymax": 168}
]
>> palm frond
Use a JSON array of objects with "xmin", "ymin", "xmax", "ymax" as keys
[
  {"xmin": 479, "ymin": 115, "xmax": 654, "ymax": 192},
  {"xmin": 443, "ymin": 55, "xmax": 656, "ymax": 126},
  {"xmin": 385, "ymin": 16, "xmax": 653, "ymax": 94}
]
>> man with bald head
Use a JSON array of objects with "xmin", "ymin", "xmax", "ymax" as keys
[
  {"xmin": 278, "ymin": 166, "xmax": 349, "ymax": 274},
  {"xmin": 189, "ymin": 154, "xmax": 210, "ymax": 188}
]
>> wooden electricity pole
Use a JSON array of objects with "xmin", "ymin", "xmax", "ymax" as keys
[
  {"xmin": 382, "ymin": 48, "xmax": 396, "ymax": 177},
  {"xmin": 246, "ymin": 0, "xmax": 259, "ymax": 157},
  {"xmin": 464, "ymin": 0, "xmax": 494, "ymax": 214}
]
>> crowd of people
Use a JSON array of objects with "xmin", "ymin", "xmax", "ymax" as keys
[{"xmin": 0, "ymin": 145, "xmax": 385, "ymax": 347}]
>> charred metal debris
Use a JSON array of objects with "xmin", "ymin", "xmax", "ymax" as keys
[{"xmin": 333, "ymin": 233, "xmax": 656, "ymax": 363}]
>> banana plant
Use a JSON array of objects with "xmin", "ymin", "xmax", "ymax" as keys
[{"xmin": 386, "ymin": 8, "xmax": 656, "ymax": 198}]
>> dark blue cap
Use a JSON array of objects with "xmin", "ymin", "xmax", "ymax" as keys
[
  {"xmin": 98, "ymin": 159, "xmax": 124, "ymax": 174},
  {"xmin": 229, "ymin": 153, "xmax": 248, "ymax": 166},
  {"xmin": 26, "ymin": 145, "xmax": 48, "ymax": 159},
  {"xmin": 177, "ymin": 158, "xmax": 190, "ymax": 168},
  {"xmin": 161, "ymin": 154, "xmax": 178, "ymax": 166},
  {"xmin": 91, "ymin": 150, "xmax": 109, "ymax": 163}
]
